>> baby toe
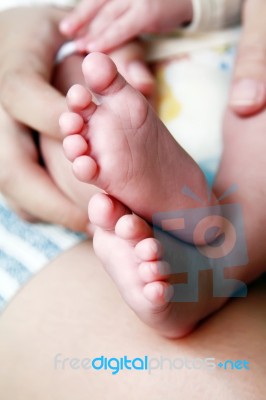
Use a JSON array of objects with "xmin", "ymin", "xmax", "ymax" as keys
[
  {"xmin": 59, "ymin": 112, "xmax": 84, "ymax": 137},
  {"xmin": 89, "ymin": 193, "xmax": 129, "ymax": 230},
  {"xmin": 135, "ymin": 238, "xmax": 163, "ymax": 261},
  {"xmin": 72, "ymin": 155, "xmax": 98, "ymax": 182},
  {"xmin": 63, "ymin": 134, "xmax": 88, "ymax": 161},
  {"xmin": 143, "ymin": 281, "xmax": 174, "ymax": 306},
  {"xmin": 67, "ymin": 84, "xmax": 92, "ymax": 111},
  {"xmin": 115, "ymin": 214, "xmax": 152, "ymax": 243},
  {"xmin": 139, "ymin": 261, "xmax": 171, "ymax": 283}
]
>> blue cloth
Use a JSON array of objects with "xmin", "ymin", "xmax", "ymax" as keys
[{"xmin": 0, "ymin": 195, "xmax": 85, "ymax": 312}]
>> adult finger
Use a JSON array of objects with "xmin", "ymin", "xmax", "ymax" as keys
[
  {"xmin": 229, "ymin": 0, "xmax": 266, "ymax": 115},
  {"xmin": 0, "ymin": 70, "xmax": 66, "ymax": 139},
  {"xmin": 0, "ymin": 7, "xmax": 69, "ymax": 138},
  {"xmin": 5, "ymin": 159, "xmax": 88, "ymax": 232}
]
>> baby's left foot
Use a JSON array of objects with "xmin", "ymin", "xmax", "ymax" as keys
[{"xmin": 60, "ymin": 52, "xmax": 209, "ymax": 224}]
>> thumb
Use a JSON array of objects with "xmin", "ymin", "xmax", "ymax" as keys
[{"xmin": 229, "ymin": 0, "xmax": 266, "ymax": 116}]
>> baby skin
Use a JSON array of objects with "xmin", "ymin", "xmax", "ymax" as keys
[
  {"xmin": 60, "ymin": 52, "xmax": 228, "ymax": 338},
  {"xmin": 60, "ymin": 53, "xmax": 264, "ymax": 338},
  {"xmin": 60, "ymin": 53, "xmax": 211, "ymax": 219}
]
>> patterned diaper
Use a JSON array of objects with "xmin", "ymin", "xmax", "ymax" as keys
[{"xmin": 153, "ymin": 35, "xmax": 237, "ymax": 184}]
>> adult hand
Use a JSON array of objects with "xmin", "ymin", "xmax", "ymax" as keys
[
  {"xmin": 0, "ymin": 6, "xmax": 68, "ymax": 138},
  {"xmin": 0, "ymin": 7, "xmax": 88, "ymax": 231},
  {"xmin": 229, "ymin": 0, "xmax": 266, "ymax": 116}
]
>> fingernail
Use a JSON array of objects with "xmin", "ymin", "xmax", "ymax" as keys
[{"xmin": 230, "ymin": 79, "xmax": 266, "ymax": 106}]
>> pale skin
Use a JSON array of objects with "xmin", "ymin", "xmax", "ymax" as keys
[
  {"xmin": 60, "ymin": 52, "xmax": 266, "ymax": 338},
  {"xmin": 0, "ymin": 0, "xmax": 266, "ymax": 346},
  {"xmin": 59, "ymin": 0, "xmax": 193, "ymax": 52},
  {"xmin": 0, "ymin": 6, "xmax": 154, "ymax": 230},
  {"xmin": 41, "ymin": 43, "xmax": 155, "ymax": 234},
  {"xmin": 0, "ymin": 0, "xmax": 265, "ymax": 231},
  {"xmin": 100, "ymin": 105, "xmax": 266, "ymax": 329},
  {"xmin": 0, "ymin": 1, "xmax": 265, "ymax": 396},
  {"xmin": 60, "ymin": 0, "xmax": 266, "ymax": 115},
  {"xmin": 0, "ymin": 0, "xmax": 264, "ymax": 340},
  {"xmin": 1, "ymin": 0, "xmax": 266, "ymax": 230},
  {"xmin": 56, "ymin": 0, "xmax": 266, "ymax": 338},
  {"xmin": 0, "ymin": 7, "xmax": 88, "ymax": 230},
  {"xmin": 0, "ymin": 240, "xmax": 265, "ymax": 399}
]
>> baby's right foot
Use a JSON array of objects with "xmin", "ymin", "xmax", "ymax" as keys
[
  {"xmin": 60, "ymin": 52, "xmax": 211, "ymax": 227},
  {"xmin": 89, "ymin": 193, "xmax": 230, "ymax": 339},
  {"xmin": 89, "ymin": 193, "xmax": 195, "ymax": 338}
]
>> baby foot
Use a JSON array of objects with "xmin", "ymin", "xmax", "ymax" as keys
[
  {"xmin": 89, "ymin": 193, "xmax": 198, "ymax": 338},
  {"xmin": 90, "ymin": 192, "xmax": 256, "ymax": 338},
  {"xmin": 60, "ymin": 52, "xmax": 209, "ymax": 225}
]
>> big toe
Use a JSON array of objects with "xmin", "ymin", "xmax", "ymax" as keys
[{"xmin": 82, "ymin": 52, "xmax": 126, "ymax": 95}]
